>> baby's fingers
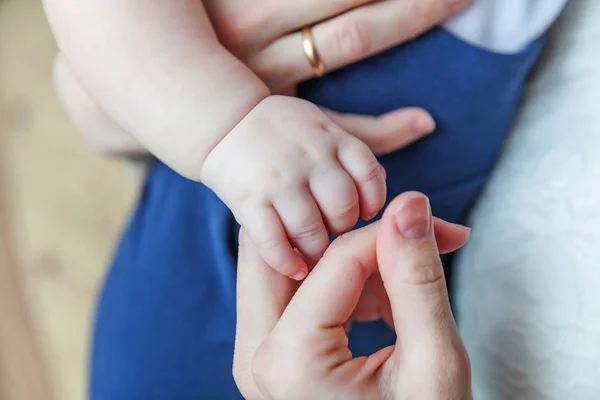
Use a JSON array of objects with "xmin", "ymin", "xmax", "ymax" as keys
[
  {"xmin": 241, "ymin": 205, "xmax": 308, "ymax": 280},
  {"xmin": 337, "ymin": 137, "xmax": 386, "ymax": 221},
  {"xmin": 274, "ymin": 188, "xmax": 330, "ymax": 266},
  {"xmin": 309, "ymin": 164, "xmax": 360, "ymax": 236}
]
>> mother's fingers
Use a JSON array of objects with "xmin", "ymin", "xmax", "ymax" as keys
[
  {"xmin": 323, "ymin": 107, "xmax": 436, "ymax": 156},
  {"xmin": 233, "ymin": 230, "xmax": 299, "ymax": 398},
  {"xmin": 236, "ymin": 229, "xmax": 297, "ymax": 339},
  {"xmin": 252, "ymin": 0, "xmax": 470, "ymax": 89},
  {"xmin": 313, "ymin": 0, "xmax": 469, "ymax": 67},
  {"xmin": 433, "ymin": 217, "xmax": 471, "ymax": 255},
  {"xmin": 377, "ymin": 192, "xmax": 463, "ymax": 354},
  {"xmin": 351, "ymin": 217, "xmax": 469, "ymax": 328},
  {"xmin": 274, "ymin": 0, "xmax": 378, "ymax": 36},
  {"xmin": 280, "ymin": 223, "xmax": 380, "ymax": 330}
]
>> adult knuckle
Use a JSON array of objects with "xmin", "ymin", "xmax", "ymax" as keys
[
  {"xmin": 415, "ymin": 0, "xmax": 442, "ymax": 27},
  {"xmin": 394, "ymin": 1, "xmax": 442, "ymax": 41},
  {"xmin": 403, "ymin": 255, "xmax": 445, "ymax": 287},
  {"xmin": 442, "ymin": 0, "xmax": 472, "ymax": 14},
  {"xmin": 410, "ymin": 0, "xmax": 471, "ymax": 34},
  {"xmin": 215, "ymin": 7, "xmax": 266, "ymax": 51},
  {"xmin": 346, "ymin": 253, "xmax": 375, "ymax": 281},
  {"xmin": 336, "ymin": 16, "xmax": 372, "ymax": 63},
  {"xmin": 327, "ymin": 234, "xmax": 375, "ymax": 277},
  {"xmin": 329, "ymin": 229, "xmax": 359, "ymax": 253}
]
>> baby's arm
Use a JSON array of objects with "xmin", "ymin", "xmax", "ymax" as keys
[
  {"xmin": 43, "ymin": 0, "xmax": 269, "ymax": 180},
  {"xmin": 44, "ymin": 1, "xmax": 388, "ymax": 279}
]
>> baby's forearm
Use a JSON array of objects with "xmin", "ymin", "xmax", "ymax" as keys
[{"xmin": 44, "ymin": 0, "xmax": 269, "ymax": 180}]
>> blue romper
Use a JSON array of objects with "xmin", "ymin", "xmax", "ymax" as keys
[{"xmin": 91, "ymin": 28, "xmax": 543, "ymax": 399}]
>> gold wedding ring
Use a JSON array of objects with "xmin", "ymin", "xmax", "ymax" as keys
[{"xmin": 301, "ymin": 26, "xmax": 326, "ymax": 77}]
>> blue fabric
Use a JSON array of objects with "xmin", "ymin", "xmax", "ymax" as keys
[{"xmin": 91, "ymin": 28, "xmax": 543, "ymax": 399}]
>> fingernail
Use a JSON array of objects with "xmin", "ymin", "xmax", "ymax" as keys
[
  {"xmin": 394, "ymin": 194, "xmax": 431, "ymax": 241},
  {"xmin": 459, "ymin": 225, "xmax": 472, "ymax": 233},
  {"xmin": 291, "ymin": 269, "xmax": 307, "ymax": 281},
  {"xmin": 413, "ymin": 114, "xmax": 436, "ymax": 135},
  {"xmin": 449, "ymin": 222, "xmax": 471, "ymax": 233}
]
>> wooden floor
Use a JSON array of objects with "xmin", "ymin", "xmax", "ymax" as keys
[{"xmin": 1, "ymin": 1, "xmax": 139, "ymax": 398}]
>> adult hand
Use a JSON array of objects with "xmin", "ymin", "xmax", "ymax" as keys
[
  {"xmin": 53, "ymin": 0, "xmax": 470, "ymax": 156},
  {"xmin": 233, "ymin": 192, "xmax": 472, "ymax": 400},
  {"xmin": 205, "ymin": 0, "xmax": 470, "ymax": 91}
]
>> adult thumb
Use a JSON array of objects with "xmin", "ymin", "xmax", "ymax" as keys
[{"xmin": 377, "ymin": 192, "xmax": 461, "ymax": 353}]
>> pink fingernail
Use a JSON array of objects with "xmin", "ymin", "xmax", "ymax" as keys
[
  {"xmin": 394, "ymin": 194, "xmax": 431, "ymax": 241},
  {"xmin": 458, "ymin": 225, "xmax": 472, "ymax": 233},
  {"xmin": 292, "ymin": 269, "xmax": 307, "ymax": 281},
  {"xmin": 413, "ymin": 114, "xmax": 436, "ymax": 135}
]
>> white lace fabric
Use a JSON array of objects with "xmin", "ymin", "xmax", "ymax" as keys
[
  {"xmin": 454, "ymin": 0, "xmax": 600, "ymax": 398},
  {"xmin": 444, "ymin": 0, "xmax": 568, "ymax": 53}
]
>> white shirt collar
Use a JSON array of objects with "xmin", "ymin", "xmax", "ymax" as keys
[{"xmin": 444, "ymin": 0, "xmax": 569, "ymax": 53}]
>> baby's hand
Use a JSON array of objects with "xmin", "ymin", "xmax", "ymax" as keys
[{"xmin": 201, "ymin": 96, "xmax": 386, "ymax": 279}]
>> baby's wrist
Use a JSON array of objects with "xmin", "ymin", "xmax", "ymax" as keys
[
  {"xmin": 198, "ymin": 92, "xmax": 275, "ymax": 188},
  {"xmin": 176, "ymin": 84, "xmax": 271, "ymax": 184}
]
